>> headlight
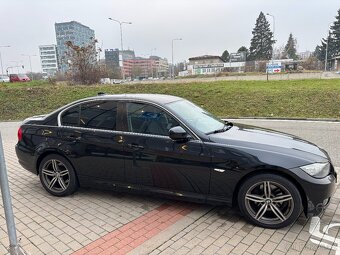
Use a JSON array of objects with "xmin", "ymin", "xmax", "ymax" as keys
[{"xmin": 300, "ymin": 163, "xmax": 330, "ymax": 178}]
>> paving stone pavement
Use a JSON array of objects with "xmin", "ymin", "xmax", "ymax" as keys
[{"xmin": 0, "ymin": 120, "xmax": 339, "ymax": 255}]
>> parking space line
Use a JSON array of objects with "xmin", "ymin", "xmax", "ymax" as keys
[{"xmin": 71, "ymin": 203, "xmax": 194, "ymax": 255}]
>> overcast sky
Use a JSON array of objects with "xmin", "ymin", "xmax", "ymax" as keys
[{"xmin": 0, "ymin": 0, "xmax": 339, "ymax": 73}]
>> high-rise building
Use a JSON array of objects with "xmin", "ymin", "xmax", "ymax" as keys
[
  {"xmin": 55, "ymin": 21, "xmax": 95, "ymax": 72},
  {"xmin": 39, "ymin": 44, "xmax": 58, "ymax": 76},
  {"xmin": 105, "ymin": 49, "xmax": 135, "ymax": 78},
  {"xmin": 105, "ymin": 49, "xmax": 120, "ymax": 69}
]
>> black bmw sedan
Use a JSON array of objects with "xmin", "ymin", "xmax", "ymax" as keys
[{"xmin": 16, "ymin": 94, "xmax": 336, "ymax": 228}]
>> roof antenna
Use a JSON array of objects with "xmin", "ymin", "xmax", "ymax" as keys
[{"xmin": 97, "ymin": 92, "xmax": 106, "ymax": 96}]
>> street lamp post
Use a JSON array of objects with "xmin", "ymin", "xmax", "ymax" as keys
[
  {"xmin": 325, "ymin": 36, "xmax": 329, "ymax": 72},
  {"xmin": 150, "ymin": 48, "xmax": 156, "ymax": 78},
  {"xmin": 108, "ymin": 18, "xmax": 132, "ymax": 80},
  {"xmin": 266, "ymin": 13, "xmax": 275, "ymax": 64},
  {"xmin": 171, "ymin": 38, "xmax": 182, "ymax": 79},
  {"xmin": 0, "ymin": 45, "xmax": 10, "ymax": 75},
  {"xmin": 22, "ymin": 54, "xmax": 37, "ymax": 80},
  {"xmin": 324, "ymin": 22, "xmax": 333, "ymax": 72},
  {"xmin": 10, "ymin": 61, "xmax": 22, "ymax": 74}
]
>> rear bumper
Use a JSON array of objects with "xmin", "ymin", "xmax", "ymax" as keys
[{"xmin": 15, "ymin": 144, "xmax": 37, "ymax": 174}]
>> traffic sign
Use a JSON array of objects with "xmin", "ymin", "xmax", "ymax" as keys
[{"xmin": 267, "ymin": 62, "xmax": 282, "ymax": 73}]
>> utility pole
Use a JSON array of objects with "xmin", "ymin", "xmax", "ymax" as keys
[
  {"xmin": 171, "ymin": 38, "xmax": 182, "ymax": 79},
  {"xmin": 266, "ymin": 13, "xmax": 275, "ymax": 64},
  {"xmin": 21, "ymin": 54, "xmax": 37, "ymax": 80},
  {"xmin": 0, "ymin": 46, "xmax": 11, "ymax": 75},
  {"xmin": 324, "ymin": 23, "xmax": 333, "ymax": 72},
  {"xmin": 108, "ymin": 18, "xmax": 132, "ymax": 80}
]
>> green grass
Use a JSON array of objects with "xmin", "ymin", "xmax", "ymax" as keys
[{"xmin": 0, "ymin": 79, "xmax": 339, "ymax": 121}]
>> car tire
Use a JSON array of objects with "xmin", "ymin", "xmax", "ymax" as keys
[
  {"xmin": 39, "ymin": 154, "xmax": 78, "ymax": 197},
  {"xmin": 238, "ymin": 174, "xmax": 302, "ymax": 229}
]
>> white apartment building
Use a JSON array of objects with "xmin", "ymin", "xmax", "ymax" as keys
[{"xmin": 39, "ymin": 44, "xmax": 58, "ymax": 76}]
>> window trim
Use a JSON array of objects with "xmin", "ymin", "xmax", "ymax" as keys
[{"xmin": 57, "ymin": 98, "xmax": 201, "ymax": 141}]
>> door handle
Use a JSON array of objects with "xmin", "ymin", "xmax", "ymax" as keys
[
  {"xmin": 66, "ymin": 135, "xmax": 81, "ymax": 141},
  {"xmin": 117, "ymin": 136, "xmax": 124, "ymax": 144},
  {"xmin": 127, "ymin": 143, "xmax": 144, "ymax": 149}
]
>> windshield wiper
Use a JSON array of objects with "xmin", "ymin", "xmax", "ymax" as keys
[{"xmin": 206, "ymin": 122, "xmax": 233, "ymax": 135}]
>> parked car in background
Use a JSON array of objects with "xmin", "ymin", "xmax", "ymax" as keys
[
  {"xmin": 15, "ymin": 94, "xmax": 336, "ymax": 228},
  {"xmin": 0, "ymin": 75, "xmax": 10, "ymax": 82},
  {"xmin": 9, "ymin": 74, "xmax": 30, "ymax": 82}
]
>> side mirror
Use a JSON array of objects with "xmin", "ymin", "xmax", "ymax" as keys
[{"xmin": 169, "ymin": 126, "xmax": 189, "ymax": 141}]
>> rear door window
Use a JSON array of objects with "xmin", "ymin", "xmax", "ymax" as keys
[
  {"xmin": 61, "ymin": 100, "xmax": 118, "ymax": 130},
  {"xmin": 79, "ymin": 101, "xmax": 117, "ymax": 130},
  {"xmin": 61, "ymin": 105, "xmax": 80, "ymax": 127}
]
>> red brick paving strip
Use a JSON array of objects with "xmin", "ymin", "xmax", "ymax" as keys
[{"xmin": 71, "ymin": 203, "xmax": 194, "ymax": 255}]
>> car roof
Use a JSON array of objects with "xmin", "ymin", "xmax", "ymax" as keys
[
  {"xmin": 84, "ymin": 93, "xmax": 183, "ymax": 105},
  {"xmin": 46, "ymin": 93, "xmax": 184, "ymax": 118}
]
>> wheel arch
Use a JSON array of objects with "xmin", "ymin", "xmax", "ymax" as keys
[
  {"xmin": 36, "ymin": 150, "xmax": 77, "ymax": 176},
  {"xmin": 232, "ymin": 169, "xmax": 308, "ymax": 216}
]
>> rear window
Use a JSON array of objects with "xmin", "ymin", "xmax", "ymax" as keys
[{"xmin": 61, "ymin": 101, "xmax": 117, "ymax": 130}]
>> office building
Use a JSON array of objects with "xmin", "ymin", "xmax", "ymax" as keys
[
  {"xmin": 105, "ymin": 49, "xmax": 136, "ymax": 77},
  {"xmin": 105, "ymin": 49, "xmax": 120, "ymax": 69},
  {"xmin": 39, "ymin": 44, "xmax": 58, "ymax": 76},
  {"xmin": 55, "ymin": 21, "xmax": 95, "ymax": 72},
  {"xmin": 123, "ymin": 56, "xmax": 168, "ymax": 78}
]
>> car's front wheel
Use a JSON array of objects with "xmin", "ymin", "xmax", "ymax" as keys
[
  {"xmin": 238, "ymin": 174, "xmax": 302, "ymax": 228},
  {"xmin": 39, "ymin": 154, "xmax": 78, "ymax": 196}
]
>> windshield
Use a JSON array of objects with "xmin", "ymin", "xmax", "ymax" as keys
[
  {"xmin": 167, "ymin": 100, "xmax": 225, "ymax": 134},
  {"xmin": 18, "ymin": 74, "xmax": 28, "ymax": 78}
]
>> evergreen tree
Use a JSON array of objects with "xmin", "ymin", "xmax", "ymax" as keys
[
  {"xmin": 315, "ymin": 9, "xmax": 340, "ymax": 61},
  {"xmin": 237, "ymin": 46, "xmax": 249, "ymax": 61},
  {"xmin": 248, "ymin": 12, "xmax": 275, "ymax": 61},
  {"xmin": 330, "ymin": 9, "xmax": 340, "ymax": 56},
  {"xmin": 283, "ymin": 33, "xmax": 298, "ymax": 60},
  {"xmin": 221, "ymin": 50, "xmax": 230, "ymax": 62},
  {"xmin": 237, "ymin": 46, "xmax": 248, "ymax": 53},
  {"xmin": 314, "ymin": 35, "xmax": 331, "ymax": 61}
]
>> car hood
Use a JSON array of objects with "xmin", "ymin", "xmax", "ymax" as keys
[{"xmin": 208, "ymin": 123, "xmax": 328, "ymax": 159}]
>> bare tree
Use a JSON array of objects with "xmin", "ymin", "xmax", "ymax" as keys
[
  {"xmin": 65, "ymin": 38, "xmax": 102, "ymax": 84},
  {"xmin": 300, "ymin": 56, "xmax": 322, "ymax": 70}
]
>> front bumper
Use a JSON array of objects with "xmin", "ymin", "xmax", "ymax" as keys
[{"xmin": 291, "ymin": 166, "xmax": 337, "ymax": 216}]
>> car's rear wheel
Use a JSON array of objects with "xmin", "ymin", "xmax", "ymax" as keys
[
  {"xmin": 39, "ymin": 154, "xmax": 78, "ymax": 196},
  {"xmin": 238, "ymin": 174, "xmax": 302, "ymax": 228}
]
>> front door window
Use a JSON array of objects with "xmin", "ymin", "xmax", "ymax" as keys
[{"xmin": 126, "ymin": 102, "xmax": 179, "ymax": 136}]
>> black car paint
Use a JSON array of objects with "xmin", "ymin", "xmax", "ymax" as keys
[{"xmin": 15, "ymin": 94, "xmax": 337, "ymax": 216}]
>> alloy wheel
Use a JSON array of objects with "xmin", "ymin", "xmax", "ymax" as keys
[
  {"xmin": 244, "ymin": 181, "xmax": 294, "ymax": 225},
  {"xmin": 41, "ymin": 159, "xmax": 70, "ymax": 193}
]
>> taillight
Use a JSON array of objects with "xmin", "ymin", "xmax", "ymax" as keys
[{"xmin": 18, "ymin": 127, "xmax": 23, "ymax": 141}]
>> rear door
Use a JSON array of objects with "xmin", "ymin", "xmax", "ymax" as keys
[{"xmin": 59, "ymin": 100, "xmax": 126, "ymax": 186}]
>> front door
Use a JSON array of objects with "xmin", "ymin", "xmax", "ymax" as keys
[{"xmin": 122, "ymin": 101, "xmax": 211, "ymax": 197}]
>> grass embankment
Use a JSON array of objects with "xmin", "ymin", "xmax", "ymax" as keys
[{"xmin": 0, "ymin": 79, "xmax": 339, "ymax": 121}]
